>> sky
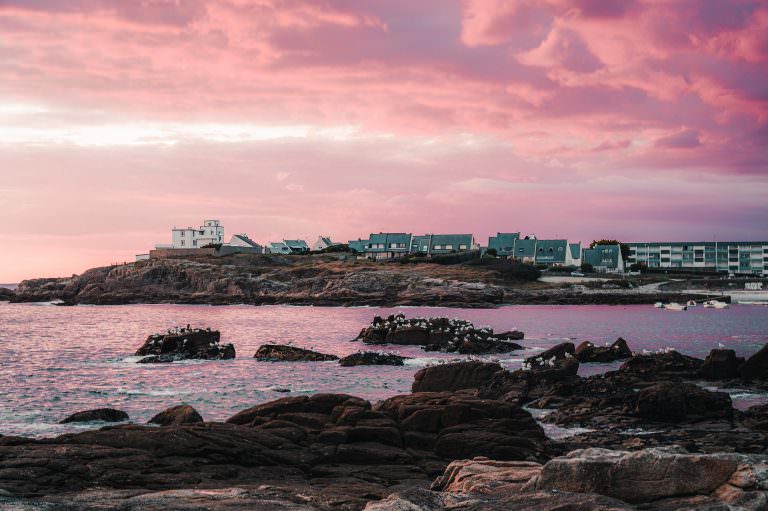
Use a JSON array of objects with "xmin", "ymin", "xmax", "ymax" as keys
[{"xmin": 1, "ymin": 0, "xmax": 767, "ymax": 282}]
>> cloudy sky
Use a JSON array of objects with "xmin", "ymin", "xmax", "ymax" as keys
[{"xmin": 1, "ymin": 0, "xmax": 767, "ymax": 282}]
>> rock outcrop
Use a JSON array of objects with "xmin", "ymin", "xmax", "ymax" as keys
[
  {"xmin": 356, "ymin": 314, "xmax": 524, "ymax": 354},
  {"xmin": 60, "ymin": 408, "xmax": 129, "ymax": 424},
  {"xmin": 574, "ymin": 338, "xmax": 632, "ymax": 363},
  {"xmin": 338, "ymin": 352, "xmax": 408, "ymax": 367},
  {"xmin": 700, "ymin": 348, "xmax": 745, "ymax": 380},
  {"xmin": 148, "ymin": 405, "xmax": 204, "ymax": 426},
  {"xmin": 253, "ymin": 344, "xmax": 339, "ymax": 362},
  {"xmin": 412, "ymin": 361, "xmax": 504, "ymax": 393},
  {"xmin": 135, "ymin": 327, "xmax": 235, "ymax": 362},
  {"xmin": 739, "ymin": 343, "xmax": 768, "ymax": 381}
]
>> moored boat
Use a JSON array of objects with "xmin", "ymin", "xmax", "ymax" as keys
[{"xmin": 665, "ymin": 302, "xmax": 688, "ymax": 311}]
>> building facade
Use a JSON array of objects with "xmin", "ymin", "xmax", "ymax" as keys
[
  {"xmin": 168, "ymin": 220, "xmax": 224, "ymax": 248},
  {"xmin": 410, "ymin": 234, "xmax": 475, "ymax": 255},
  {"xmin": 312, "ymin": 236, "xmax": 338, "ymax": 252},
  {"xmin": 627, "ymin": 242, "xmax": 768, "ymax": 275},
  {"xmin": 351, "ymin": 233, "xmax": 413, "ymax": 260},
  {"xmin": 267, "ymin": 239, "xmax": 309, "ymax": 254}
]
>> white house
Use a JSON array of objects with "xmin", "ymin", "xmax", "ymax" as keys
[
  {"xmin": 228, "ymin": 234, "xmax": 263, "ymax": 252},
  {"xmin": 312, "ymin": 236, "xmax": 338, "ymax": 252},
  {"xmin": 164, "ymin": 219, "xmax": 224, "ymax": 249}
]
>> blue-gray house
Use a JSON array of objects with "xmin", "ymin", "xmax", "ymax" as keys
[{"xmin": 410, "ymin": 234, "xmax": 475, "ymax": 255}]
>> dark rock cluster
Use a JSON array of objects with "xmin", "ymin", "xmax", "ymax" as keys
[
  {"xmin": 254, "ymin": 344, "xmax": 339, "ymax": 362},
  {"xmin": 355, "ymin": 314, "xmax": 524, "ymax": 354},
  {"xmin": 135, "ymin": 327, "xmax": 235, "ymax": 363},
  {"xmin": 339, "ymin": 352, "xmax": 409, "ymax": 367}
]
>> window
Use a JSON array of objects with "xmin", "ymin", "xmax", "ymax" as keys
[
  {"xmin": 193, "ymin": 240, "xmax": 197, "ymax": 247},
  {"xmin": 459, "ymin": 244, "xmax": 467, "ymax": 250},
  {"xmin": 434, "ymin": 244, "xmax": 442, "ymax": 250},
  {"xmin": 180, "ymin": 231, "xmax": 185, "ymax": 236},
  {"xmin": 180, "ymin": 240, "xmax": 185, "ymax": 246},
  {"xmin": 446, "ymin": 245, "xmax": 453, "ymax": 250}
]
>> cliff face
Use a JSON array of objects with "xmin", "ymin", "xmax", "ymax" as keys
[{"xmin": 12, "ymin": 255, "xmax": 508, "ymax": 307}]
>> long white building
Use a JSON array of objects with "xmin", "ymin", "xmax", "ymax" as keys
[{"xmin": 164, "ymin": 219, "xmax": 224, "ymax": 249}]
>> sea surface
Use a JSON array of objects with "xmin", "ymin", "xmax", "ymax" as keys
[{"xmin": 1, "ymin": 301, "xmax": 767, "ymax": 438}]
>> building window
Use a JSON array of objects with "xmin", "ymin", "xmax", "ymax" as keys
[
  {"xmin": 180, "ymin": 231, "xmax": 185, "ymax": 236},
  {"xmin": 180, "ymin": 240, "xmax": 185, "ymax": 246},
  {"xmin": 459, "ymin": 244, "xmax": 467, "ymax": 250},
  {"xmin": 446, "ymin": 245, "xmax": 453, "ymax": 250}
]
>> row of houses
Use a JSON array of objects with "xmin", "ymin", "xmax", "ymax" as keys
[{"xmin": 138, "ymin": 219, "xmax": 767, "ymax": 275}]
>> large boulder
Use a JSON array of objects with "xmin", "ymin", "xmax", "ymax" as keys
[
  {"xmin": 699, "ymin": 348, "xmax": 745, "ymax": 380},
  {"xmin": 634, "ymin": 382, "xmax": 733, "ymax": 422},
  {"xmin": 375, "ymin": 392, "xmax": 549, "ymax": 462},
  {"xmin": 574, "ymin": 338, "xmax": 632, "ymax": 363},
  {"xmin": 339, "ymin": 352, "xmax": 408, "ymax": 367},
  {"xmin": 412, "ymin": 361, "xmax": 504, "ymax": 393},
  {"xmin": 356, "ymin": 314, "xmax": 524, "ymax": 354},
  {"xmin": 254, "ymin": 344, "xmax": 339, "ymax": 362},
  {"xmin": 60, "ymin": 408, "xmax": 129, "ymax": 424},
  {"xmin": 148, "ymin": 405, "xmax": 203, "ymax": 426},
  {"xmin": 619, "ymin": 350, "xmax": 703, "ymax": 379},
  {"xmin": 431, "ymin": 457, "xmax": 542, "ymax": 494},
  {"xmin": 739, "ymin": 344, "xmax": 768, "ymax": 381},
  {"xmin": 535, "ymin": 447, "xmax": 739, "ymax": 503},
  {"xmin": 135, "ymin": 327, "xmax": 235, "ymax": 362}
]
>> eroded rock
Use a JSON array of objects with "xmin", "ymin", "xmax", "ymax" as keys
[
  {"xmin": 148, "ymin": 405, "xmax": 203, "ymax": 426},
  {"xmin": 574, "ymin": 338, "xmax": 632, "ymax": 363},
  {"xmin": 60, "ymin": 408, "xmax": 129, "ymax": 424},
  {"xmin": 338, "ymin": 352, "xmax": 408, "ymax": 367}
]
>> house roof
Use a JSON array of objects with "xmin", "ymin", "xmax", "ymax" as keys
[
  {"xmin": 533, "ymin": 239, "xmax": 567, "ymax": 263},
  {"xmin": 319, "ymin": 236, "xmax": 334, "ymax": 246},
  {"xmin": 583, "ymin": 244, "xmax": 622, "ymax": 268},
  {"xmin": 488, "ymin": 232, "xmax": 520, "ymax": 253},
  {"xmin": 512, "ymin": 238, "xmax": 537, "ymax": 258},
  {"xmin": 364, "ymin": 233, "xmax": 413, "ymax": 251},
  {"xmin": 284, "ymin": 239, "xmax": 309, "ymax": 250},
  {"xmin": 569, "ymin": 243, "xmax": 581, "ymax": 259}
]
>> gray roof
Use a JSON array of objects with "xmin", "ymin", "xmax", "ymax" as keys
[
  {"xmin": 284, "ymin": 239, "xmax": 309, "ymax": 250},
  {"xmin": 363, "ymin": 233, "xmax": 412, "ymax": 252},
  {"xmin": 512, "ymin": 238, "xmax": 537, "ymax": 258},
  {"xmin": 488, "ymin": 233, "xmax": 520, "ymax": 254},
  {"xmin": 569, "ymin": 243, "xmax": 581, "ymax": 259},
  {"xmin": 533, "ymin": 239, "xmax": 568, "ymax": 264},
  {"xmin": 583, "ymin": 244, "xmax": 622, "ymax": 268}
]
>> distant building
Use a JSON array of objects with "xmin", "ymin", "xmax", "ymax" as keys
[
  {"xmin": 267, "ymin": 239, "xmax": 309, "ymax": 254},
  {"xmin": 410, "ymin": 234, "xmax": 475, "ymax": 255},
  {"xmin": 167, "ymin": 219, "xmax": 224, "ymax": 249},
  {"xmin": 626, "ymin": 241, "xmax": 768, "ymax": 275},
  {"xmin": 532, "ymin": 239, "xmax": 568, "ymax": 266},
  {"xmin": 352, "ymin": 233, "xmax": 412, "ymax": 260},
  {"xmin": 582, "ymin": 244, "xmax": 625, "ymax": 273},
  {"xmin": 312, "ymin": 236, "xmax": 339, "ymax": 252},
  {"xmin": 228, "ymin": 234, "xmax": 264, "ymax": 253},
  {"xmin": 348, "ymin": 239, "xmax": 365, "ymax": 254},
  {"xmin": 488, "ymin": 232, "xmax": 520, "ymax": 257}
]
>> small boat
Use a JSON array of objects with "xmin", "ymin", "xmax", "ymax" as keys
[
  {"xmin": 703, "ymin": 300, "xmax": 729, "ymax": 309},
  {"xmin": 686, "ymin": 300, "xmax": 697, "ymax": 307},
  {"xmin": 653, "ymin": 302, "xmax": 665, "ymax": 308},
  {"xmin": 665, "ymin": 302, "xmax": 688, "ymax": 311}
]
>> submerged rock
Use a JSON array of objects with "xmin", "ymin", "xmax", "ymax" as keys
[
  {"xmin": 338, "ymin": 351, "xmax": 408, "ymax": 367},
  {"xmin": 574, "ymin": 338, "xmax": 632, "ymax": 363},
  {"xmin": 356, "ymin": 314, "xmax": 524, "ymax": 354},
  {"xmin": 60, "ymin": 408, "xmax": 129, "ymax": 424},
  {"xmin": 148, "ymin": 405, "xmax": 203, "ymax": 426},
  {"xmin": 253, "ymin": 344, "xmax": 339, "ymax": 362},
  {"xmin": 134, "ymin": 327, "xmax": 235, "ymax": 362}
]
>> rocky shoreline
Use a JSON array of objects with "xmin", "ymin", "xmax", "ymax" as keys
[
  {"xmin": 2, "ymin": 328, "xmax": 768, "ymax": 510},
  {"xmin": 6, "ymin": 254, "xmax": 719, "ymax": 307}
]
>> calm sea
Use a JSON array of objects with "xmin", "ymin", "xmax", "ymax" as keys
[{"xmin": 1, "ymin": 302, "xmax": 767, "ymax": 437}]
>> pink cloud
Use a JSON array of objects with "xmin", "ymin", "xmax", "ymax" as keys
[{"xmin": 0, "ymin": 0, "xmax": 767, "ymax": 281}]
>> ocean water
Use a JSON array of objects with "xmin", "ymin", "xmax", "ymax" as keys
[{"xmin": 0, "ymin": 302, "xmax": 767, "ymax": 437}]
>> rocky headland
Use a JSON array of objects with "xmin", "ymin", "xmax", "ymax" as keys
[
  {"xmin": 8, "ymin": 253, "xmax": 714, "ymax": 307},
  {"xmin": 3, "ymin": 341, "xmax": 768, "ymax": 510}
]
